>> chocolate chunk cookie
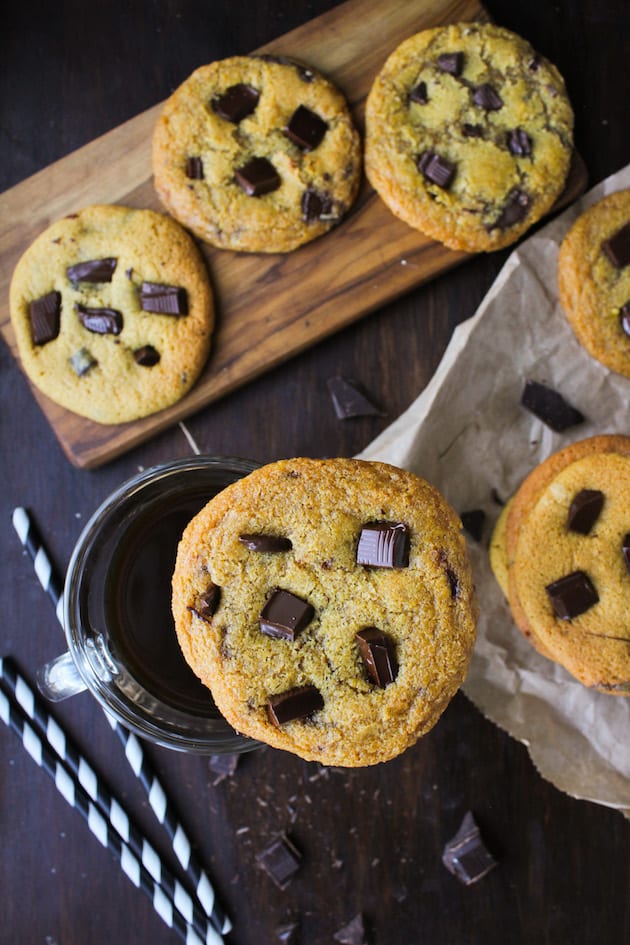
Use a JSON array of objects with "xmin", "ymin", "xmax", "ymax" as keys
[
  {"xmin": 152, "ymin": 55, "xmax": 361, "ymax": 253},
  {"xmin": 365, "ymin": 22, "xmax": 574, "ymax": 252},
  {"xmin": 558, "ymin": 189, "xmax": 630, "ymax": 379},
  {"xmin": 490, "ymin": 435, "xmax": 630, "ymax": 693},
  {"xmin": 9, "ymin": 205, "xmax": 214, "ymax": 424},
  {"xmin": 172, "ymin": 458, "xmax": 478, "ymax": 766}
]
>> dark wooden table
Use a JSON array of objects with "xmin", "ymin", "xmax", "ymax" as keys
[{"xmin": 1, "ymin": 1, "xmax": 628, "ymax": 943}]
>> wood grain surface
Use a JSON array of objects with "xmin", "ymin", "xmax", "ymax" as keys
[{"xmin": 0, "ymin": 0, "xmax": 586, "ymax": 468}]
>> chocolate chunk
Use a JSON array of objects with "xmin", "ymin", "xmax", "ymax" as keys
[
  {"xmin": 507, "ymin": 128, "xmax": 532, "ymax": 156},
  {"xmin": 239, "ymin": 534, "xmax": 292, "ymax": 553},
  {"xmin": 417, "ymin": 150, "xmax": 456, "ymax": 189},
  {"xmin": 409, "ymin": 81, "xmax": 428, "ymax": 105},
  {"xmin": 66, "ymin": 257, "xmax": 117, "ymax": 283},
  {"xmin": 527, "ymin": 55, "xmax": 541, "ymax": 72},
  {"xmin": 276, "ymin": 923, "xmax": 299, "ymax": 944},
  {"xmin": 437, "ymin": 52, "xmax": 463, "ymax": 76},
  {"xmin": 333, "ymin": 914, "xmax": 367, "ymax": 945},
  {"xmin": 208, "ymin": 753, "xmax": 240, "ymax": 783},
  {"xmin": 75, "ymin": 303, "xmax": 122, "ymax": 335},
  {"xmin": 285, "ymin": 105, "xmax": 328, "ymax": 151},
  {"xmin": 442, "ymin": 811, "xmax": 498, "ymax": 885},
  {"xmin": 189, "ymin": 583, "xmax": 221, "ymax": 622},
  {"xmin": 567, "ymin": 489, "xmax": 604, "ymax": 534},
  {"xmin": 446, "ymin": 567, "xmax": 458, "ymax": 598},
  {"xmin": 29, "ymin": 291, "xmax": 61, "ymax": 345},
  {"xmin": 461, "ymin": 510, "xmax": 485, "ymax": 542},
  {"xmin": 69, "ymin": 347, "xmax": 97, "ymax": 377},
  {"xmin": 234, "ymin": 157, "xmax": 280, "ymax": 196},
  {"xmin": 185, "ymin": 156, "xmax": 204, "ymax": 180},
  {"xmin": 462, "ymin": 123, "xmax": 484, "ymax": 138},
  {"xmin": 356, "ymin": 628, "xmax": 397, "ymax": 687},
  {"xmin": 622, "ymin": 534, "xmax": 630, "ymax": 573},
  {"xmin": 357, "ymin": 521, "xmax": 410, "ymax": 568},
  {"xmin": 602, "ymin": 222, "xmax": 630, "ymax": 269},
  {"xmin": 133, "ymin": 345, "xmax": 160, "ymax": 366},
  {"xmin": 212, "ymin": 83, "xmax": 260, "ymax": 123},
  {"xmin": 301, "ymin": 188, "xmax": 334, "ymax": 223},
  {"xmin": 260, "ymin": 589, "xmax": 314, "ymax": 640},
  {"xmin": 326, "ymin": 376, "xmax": 385, "ymax": 419},
  {"xmin": 545, "ymin": 571, "xmax": 599, "ymax": 619},
  {"xmin": 140, "ymin": 282, "xmax": 188, "ymax": 315},
  {"xmin": 521, "ymin": 380, "xmax": 585, "ymax": 432},
  {"xmin": 493, "ymin": 188, "xmax": 531, "ymax": 229},
  {"xmin": 268, "ymin": 686, "xmax": 323, "ymax": 726},
  {"xmin": 620, "ymin": 302, "xmax": 630, "ymax": 338},
  {"xmin": 256, "ymin": 834, "xmax": 302, "ymax": 889},
  {"xmin": 472, "ymin": 83, "xmax": 503, "ymax": 110}
]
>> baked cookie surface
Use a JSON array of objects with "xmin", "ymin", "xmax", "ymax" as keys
[
  {"xmin": 490, "ymin": 436, "xmax": 630, "ymax": 693},
  {"xmin": 364, "ymin": 22, "xmax": 574, "ymax": 252},
  {"xmin": 558, "ymin": 189, "xmax": 630, "ymax": 378},
  {"xmin": 172, "ymin": 458, "xmax": 478, "ymax": 766},
  {"xmin": 152, "ymin": 55, "xmax": 361, "ymax": 254},
  {"xmin": 10, "ymin": 205, "xmax": 214, "ymax": 424}
]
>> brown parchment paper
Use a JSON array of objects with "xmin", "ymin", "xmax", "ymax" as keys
[{"xmin": 359, "ymin": 165, "xmax": 630, "ymax": 812}]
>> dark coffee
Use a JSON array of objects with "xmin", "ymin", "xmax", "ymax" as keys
[{"xmin": 104, "ymin": 492, "xmax": 218, "ymax": 716}]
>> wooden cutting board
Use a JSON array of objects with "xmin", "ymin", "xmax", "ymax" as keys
[{"xmin": 0, "ymin": 0, "xmax": 586, "ymax": 468}]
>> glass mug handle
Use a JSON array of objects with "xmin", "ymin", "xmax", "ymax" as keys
[{"xmin": 37, "ymin": 651, "xmax": 87, "ymax": 702}]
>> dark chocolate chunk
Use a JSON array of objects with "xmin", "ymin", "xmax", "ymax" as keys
[
  {"xmin": 29, "ymin": 291, "xmax": 61, "ymax": 345},
  {"xmin": 493, "ymin": 188, "xmax": 531, "ymax": 229},
  {"xmin": 239, "ymin": 534, "xmax": 292, "ymax": 553},
  {"xmin": 356, "ymin": 628, "xmax": 397, "ymax": 687},
  {"xmin": 234, "ymin": 157, "xmax": 280, "ymax": 196},
  {"xmin": 276, "ymin": 923, "xmax": 300, "ymax": 945},
  {"xmin": 567, "ymin": 489, "xmax": 604, "ymax": 534},
  {"xmin": 620, "ymin": 302, "xmax": 630, "ymax": 338},
  {"xmin": 133, "ymin": 345, "xmax": 160, "ymax": 367},
  {"xmin": 66, "ymin": 257, "xmax": 117, "ymax": 283},
  {"xmin": 442, "ymin": 811, "xmax": 498, "ymax": 885},
  {"xmin": 75, "ymin": 303, "xmax": 123, "ymax": 335},
  {"xmin": 140, "ymin": 282, "xmax": 188, "ymax": 315},
  {"xmin": 257, "ymin": 834, "xmax": 302, "ymax": 889},
  {"xmin": 185, "ymin": 156, "xmax": 204, "ymax": 180},
  {"xmin": 622, "ymin": 534, "xmax": 630, "ymax": 573},
  {"xmin": 462, "ymin": 123, "xmax": 484, "ymax": 138},
  {"xmin": 301, "ymin": 188, "xmax": 334, "ymax": 223},
  {"xmin": 446, "ymin": 567, "xmax": 458, "ymax": 598},
  {"xmin": 461, "ymin": 509, "xmax": 485, "ymax": 542},
  {"xmin": 260, "ymin": 589, "xmax": 314, "ymax": 640},
  {"xmin": 409, "ymin": 81, "xmax": 428, "ymax": 105},
  {"xmin": 437, "ymin": 51, "xmax": 463, "ymax": 76},
  {"xmin": 357, "ymin": 521, "xmax": 410, "ymax": 569},
  {"xmin": 285, "ymin": 105, "xmax": 328, "ymax": 151},
  {"xmin": 326, "ymin": 376, "xmax": 385, "ymax": 419},
  {"xmin": 267, "ymin": 686, "xmax": 324, "ymax": 726},
  {"xmin": 507, "ymin": 128, "xmax": 532, "ymax": 157},
  {"xmin": 69, "ymin": 347, "xmax": 97, "ymax": 377},
  {"xmin": 472, "ymin": 83, "xmax": 504, "ymax": 110},
  {"xmin": 602, "ymin": 222, "xmax": 630, "ymax": 269},
  {"xmin": 417, "ymin": 150, "xmax": 456, "ymax": 189},
  {"xmin": 521, "ymin": 380, "xmax": 585, "ymax": 432},
  {"xmin": 333, "ymin": 914, "xmax": 367, "ymax": 945},
  {"xmin": 208, "ymin": 753, "xmax": 240, "ymax": 783},
  {"xmin": 545, "ymin": 571, "xmax": 599, "ymax": 619},
  {"xmin": 527, "ymin": 55, "xmax": 541, "ymax": 72},
  {"xmin": 212, "ymin": 83, "xmax": 260, "ymax": 123},
  {"xmin": 189, "ymin": 583, "xmax": 221, "ymax": 622}
]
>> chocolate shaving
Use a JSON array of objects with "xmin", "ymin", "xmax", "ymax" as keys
[
  {"xmin": 442, "ymin": 811, "xmax": 498, "ymax": 885},
  {"xmin": 140, "ymin": 282, "xmax": 188, "ymax": 316},
  {"xmin": 189, "ymin": 584, "xmax": 221, "ymax": 622},
  {"xmin": 567, "ymin": 489, "xmax": 604, "ymax": 534},
  {"xmin": 333, "ymin": 914, "xmax": 367, "ymax": 945},
  {"xmin": 545, "ymin": 571, "xmax": 599, "ymax": 620},
  {"xmin": 461, "ymin": 509, "xmax": 485, "ymax": 542},
  {"xmin": 285, "ymin": 105, "xmax": 328, "ymax": 151},
  {"xmin": 234, "ymin": 157, "xmax": 280, "ymax": 196},
  {"xmin": 356, "ymin": 521, "xmax": 410, "ymax": 569},
  {"xmin": 66, "ymin": 257, "xmax": 117, "ymax": 283},
  {"xmin": 602, "ymin": 222, "xmax": 630, "ymax": 269},
  {"xmin": 260, "ymin": 589, "xmax": 314, "ymax": 640},
  {"xmin": 212, "ymin": 83, "xmax": 260, "ymax": 123},
  {"xmin": 208, "ymin": 753, "xmax": 240, "ymax": 783},
  {"xmin": 521, "ymin": 380, "xmax": 585, "ymax": 432},
  {"xmin": 409, "ymin": 81, "xmax": 428, "ymax": 105},
  {"xmin": 507, "ymin": 128, "xmax": 532, "ymax": 157},
  {"xmin": 257, "ymin": 834, "xmax": 302, "ymax": 889},
  {"xmin": 472, "ymin": 83, "xmax": 503, "ymax": 110},
  {"xmin": 275, "ymin": 922, "xmax": 300, "ymax": 945},
  {"xmin": 417, "ymin": 150, "xmax": 456, "ymax": 189},
  {"xmin": 327, "ymin": 376, "xmax": 385, "ymax": 419},
  {"xmin": 75, "ymin": 303, "xmax": 122, "ymax": 335},
  {"xmin": 69, "ymin": 347, "xmax": 97, "ymax": 377},
  {"xmin": 267, "ymin": 686, "xmax": 324, "ymax": 726},
  {"xmin": 29, "ymin": 291, "xmax": 61, "ymax": 345},
  {"xmin": 356, "ymin": 628, "xmax": 397, "ymax": 687},
  {"xmin": 185, "ymin": 156, "xmax": 204, "ymax": 180},
  {"xmin": 239, "ymin": 534, "xmax": 292, "ymax": 553},
  {"xmin": 133, "ymin": 345, "xmax": 160, "ymax": 366},
  {"xmin": 437, "ymin": 52, "xmax": 463, "ymax": 76}
]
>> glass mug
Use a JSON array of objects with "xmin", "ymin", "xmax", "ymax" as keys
[{"xmin": 38, "ymin": 456, "xmax": 261, "ymax": 754}]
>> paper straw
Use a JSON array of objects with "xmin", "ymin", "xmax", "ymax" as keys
[
  {"xmin": 0, "ymin": 683, "xmax": 214, "ymax": 945},
  {"xmin": 10, "ymin": 506, "xmax": 232, "ymax": 936},
  {"xmin": 0, "ymin": 657, "xmax": 222, "ymax": 945}
]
